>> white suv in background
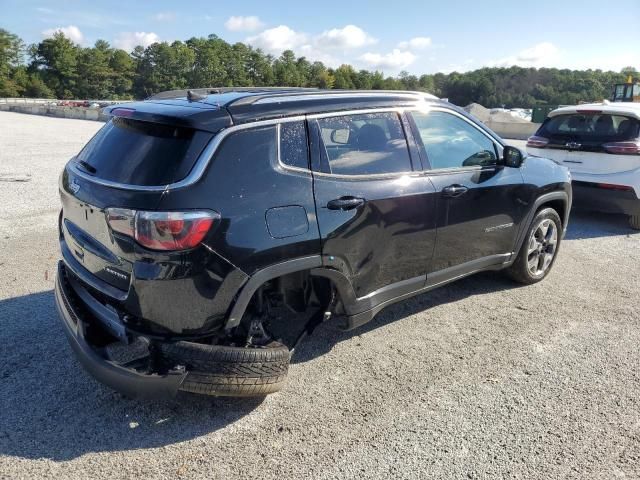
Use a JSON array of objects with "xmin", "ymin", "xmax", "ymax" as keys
[{"xmin": 527, "ymin": 102, "xmax": 640, "ymax": 229}]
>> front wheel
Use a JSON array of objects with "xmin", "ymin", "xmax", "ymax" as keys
[{"xmin": 506, "ymin": 208, "xmax": 562, "ymax": 285}]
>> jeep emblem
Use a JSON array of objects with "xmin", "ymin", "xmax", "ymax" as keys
[{"xmin": 70, "ymin": 179, "xmax": 81, "ymax": 194}]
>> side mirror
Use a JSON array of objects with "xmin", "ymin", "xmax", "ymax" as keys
[
  {"xmin": 502, "ymin": 145, "xmax": 525, "ymax": 168},
  {"xmin": 330, "ymin": 128, "xmax": 350, "ymax": 144}
]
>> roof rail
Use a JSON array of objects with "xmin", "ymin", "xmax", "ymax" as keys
[
  {"xmin": 149, "ymin": 87, "xmax": 319, "ymax": 101},
  {"xmin": 228, "ymin": 89, "xmax": 436, "ymax": 107}
]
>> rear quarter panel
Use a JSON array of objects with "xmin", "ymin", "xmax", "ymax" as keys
[{"xmin": 156, "ymin": 124, "xmax": 321, "ymax": 275}]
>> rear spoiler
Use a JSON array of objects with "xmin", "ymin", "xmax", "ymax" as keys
[{"xmin": 103, "ymin": 101, "xmax": 233, "ymax": 133}]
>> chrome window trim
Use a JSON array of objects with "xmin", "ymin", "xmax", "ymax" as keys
[
  {"xmin": 307, "ymin": 106, "xmax": 408, "ymax": 120},
  {"xmin": 308, "ymin": 107, "xmax": 418, "ymax": 178},
  {"xmin": 311, "ymin": 170, "xmax": 423, "ymax": 181},
  {"xmin": 408, "ymin": 106, "xmax": 504, "ymax": 172},
  {"xmin": 69, "ymin": 115, "xmax": 307, "ymax": 191}
]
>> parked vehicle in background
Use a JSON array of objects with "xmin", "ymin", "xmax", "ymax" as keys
[
  {"xmin": 527, "ymin": 102, "xmax": 640, "ymax": 229},
  {"xmin": 55, "ymin": 88, "xmax": 572, "ymax": 399}
]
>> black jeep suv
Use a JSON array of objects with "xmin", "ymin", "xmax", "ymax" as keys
[{"xmin": 55, "ymin": 88, "xmax": 571, "ymax": 399}]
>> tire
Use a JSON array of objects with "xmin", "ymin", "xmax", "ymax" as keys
[
  {"xmin": 630, "ymin": 215, "xmax": 640, "ymax": 230},
  {"xmin": 506, "ymin": 207, "xmax": 562, "ymax": 285},
  {"xmin": 158, "ymin": 341, "xmax": 290, "ymax": 397}
]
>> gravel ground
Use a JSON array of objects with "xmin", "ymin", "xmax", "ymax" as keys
[{"xmin": 0, "ymin": 111, "xmax": 639, "ymax": 480}]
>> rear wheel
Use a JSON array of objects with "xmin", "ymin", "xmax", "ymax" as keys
[
  {"xmin": 630, "ymin": 215, "xmax": 640, "ymax": 230},
  {"xmin": 506, "ymin": 208, "xmax": 562, "ymax": 285}
]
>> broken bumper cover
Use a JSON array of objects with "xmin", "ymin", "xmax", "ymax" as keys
[{"xmin": 54, "ymin": 261, "xmax": 187, "ymax": 399}]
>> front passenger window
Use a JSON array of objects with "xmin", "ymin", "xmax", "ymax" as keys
[{"xmin": 410, "ymin": 111, "xmax": 497, "ymax": 169}]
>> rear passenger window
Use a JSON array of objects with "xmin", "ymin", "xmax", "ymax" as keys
[
  {"xmin": 410, "ymin": 111, "xmax": 497, "ymax": 169},
  {"xmin": 280, "ymin": 121, "xmax": 309, "ymax": 169},
  {"xmin": 316, "ymin": 112, "xmax": 412, "ymax": 175},
  {"xmin": 217, "ymin": 125, "xmax": 277, "ymax": 170}
]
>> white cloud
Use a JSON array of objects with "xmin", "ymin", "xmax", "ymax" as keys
[
  {"xmin": 42, "ymin": 25, "xmax": 84, "ymax": 44},
  {"xmin": 246, "ymin": 25, "xmax": 308, "ymax": 53},
  {"xmin": 491, "ymin": 42, "xmax": 560, "ymax": 68},
  {"xmin": 246, "ymin": 23, "xmax": 375, "ymax": 67},
  {"xmin": 246, "ymin": 24, "xmax": 423, "ymax": 72},
  {"xmin": 225, "ymin": 15, "xmax": 264, "ymax": 32},
  {"xmin": 298, "ymin": 45, "xmax": 341, "ymax": 68},
  {"xmin": 114, "ymin": 31, "xmax": 160, "ymax": 52},
  {"xmin": 36, "ymin": 6, "xmax": 54, "ymax": 14},
  {"xmin": 152, "ymin": 12, "xmax": 175, "ymax": 22},
  {"xmin": 316, "ymin": 25, "xmax": 376, "ymax": 49},
  {"xmin": 359, "ymin": 49, "xmax": 416, "ymax": 70},
  {"xmin": 397, "ymin": 36, "xmax": 432, "ymax": 50}
]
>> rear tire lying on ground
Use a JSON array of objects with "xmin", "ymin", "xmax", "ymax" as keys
[
  {"xmin": 630, "ymin": 215, "xmax": 640, "ymax": 230},
  {"xmin": 506, "ymin": 207, "xmax": 562, "ymax": 285},
  {"xmin": 158, "ymin": 341, "xmax": 290, "ymax": 396}
]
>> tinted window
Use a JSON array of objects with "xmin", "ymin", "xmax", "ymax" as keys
[
  {"xmin": 216, "ymin": 125, "xmax": 276, "ymax": 169},
  {"xmin": 316, "ymin": 112, "xmax": 412, "ymax": 175},
  {"xmin": 410, "ymin": 111, "xmax": 497, "ymax": 169},
  {"xmin": 280, "ymin": 121, "xmax": 309, "ymax": 169},
  {"xmin": 538, "ymin": 114, "xmax": 640, "ymax": 143},
  {"xmin": 76, "ymin": 117, "xmax": 211, "ymax": 186}
]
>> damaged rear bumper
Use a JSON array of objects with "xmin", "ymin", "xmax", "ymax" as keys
[{"xmin": 55, "ymin": 261, "xmax": 187, "ymax": 399}]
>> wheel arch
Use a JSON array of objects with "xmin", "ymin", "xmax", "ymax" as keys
[
  {"xmin": 224, "ymin": 256, "xmax": 323, "ymax": 330},
  {"xmin": 513, "ymin": 190, "xmax": 570, "ymax": 261},
  {"xmin": 538, "ymin": 197, "xmax": 568, "ymax": 229}
]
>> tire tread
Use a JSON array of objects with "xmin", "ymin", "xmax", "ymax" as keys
[{"xmin": 158, "ymin": 341, "xmax": 290, "ymax": 397}]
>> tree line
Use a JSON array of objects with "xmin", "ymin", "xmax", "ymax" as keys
[{"xmin": 0, "ymin": 28, "xmax": 637, "ymax": 107}]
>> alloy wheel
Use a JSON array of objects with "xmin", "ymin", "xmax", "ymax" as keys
[{"xmin": 526, "ymin": 218, "xmax": 558, "ymax": 277}]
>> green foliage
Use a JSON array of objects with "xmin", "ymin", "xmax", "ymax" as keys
[
  {"xmin": 29, "ymin": 32, "xmax": 79, "ymax": 98},
  {"xmin": 0, "ymin": 28, "xmax": 25, "ymax": 96},
  {"xmin": 0, "ymin": 28, "xmax": 636, "ymax": 106}
]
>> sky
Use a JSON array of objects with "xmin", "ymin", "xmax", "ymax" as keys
[{"xmin": 3, "ymin": 0, "xmax": 640, "ymax": 75}]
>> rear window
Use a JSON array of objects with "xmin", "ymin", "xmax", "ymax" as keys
[
  {"xmin": 75, "ymin": 117, "xmax": 212, "ymax": 186},
  {"xmin": 539, "ymin": 114, "xmax": 640, "ymax": 143}
]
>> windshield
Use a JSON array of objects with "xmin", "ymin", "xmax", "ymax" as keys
[{"xmin": 75, "ymin": 117, "xmax": 212, "ymax": 186}]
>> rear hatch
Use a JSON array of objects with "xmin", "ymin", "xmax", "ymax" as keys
[
  {"xmin": 60, "ymin": 102, "xmax": 231, "ymax": 292},
  {"xmin": 530, "ymin": 112, "xmax": 640, "ymax": 174}
]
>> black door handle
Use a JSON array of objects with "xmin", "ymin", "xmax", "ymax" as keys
[
  {"xmin": 442, "ymin": 184, "xmax": 469, "ymax": 198},
  {"xmin": 327, "ymin": 197, "xmax": 366, "ymax": 210}
]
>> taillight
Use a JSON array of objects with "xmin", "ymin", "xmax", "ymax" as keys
[
  {"xmin": 527, "ymin": 135, "xmax": 549, "ymax": 148},
  {"xmin": 602, "ymin": 141, "xmax": 640, "ymax": 155},
  {"xmin": 106, "ymin": 209, "xmax": 218, "ymax": 251}
]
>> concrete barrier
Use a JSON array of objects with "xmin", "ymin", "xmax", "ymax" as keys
[
  {"xmin": 0, "ymin": 103, "xmax": 108, "ymax": 122},
  {"xmin": 0, "ymin": 97, "xmax": 52, "ymax": 105},
  {"xmin": 485, "ymin": 121, "xmax": 540, "ymax": 140}
]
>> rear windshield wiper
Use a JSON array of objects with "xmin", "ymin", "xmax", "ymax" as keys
[{"xmin": 77, "ymin": 160, "xmax": 97, "ymax": 175}]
